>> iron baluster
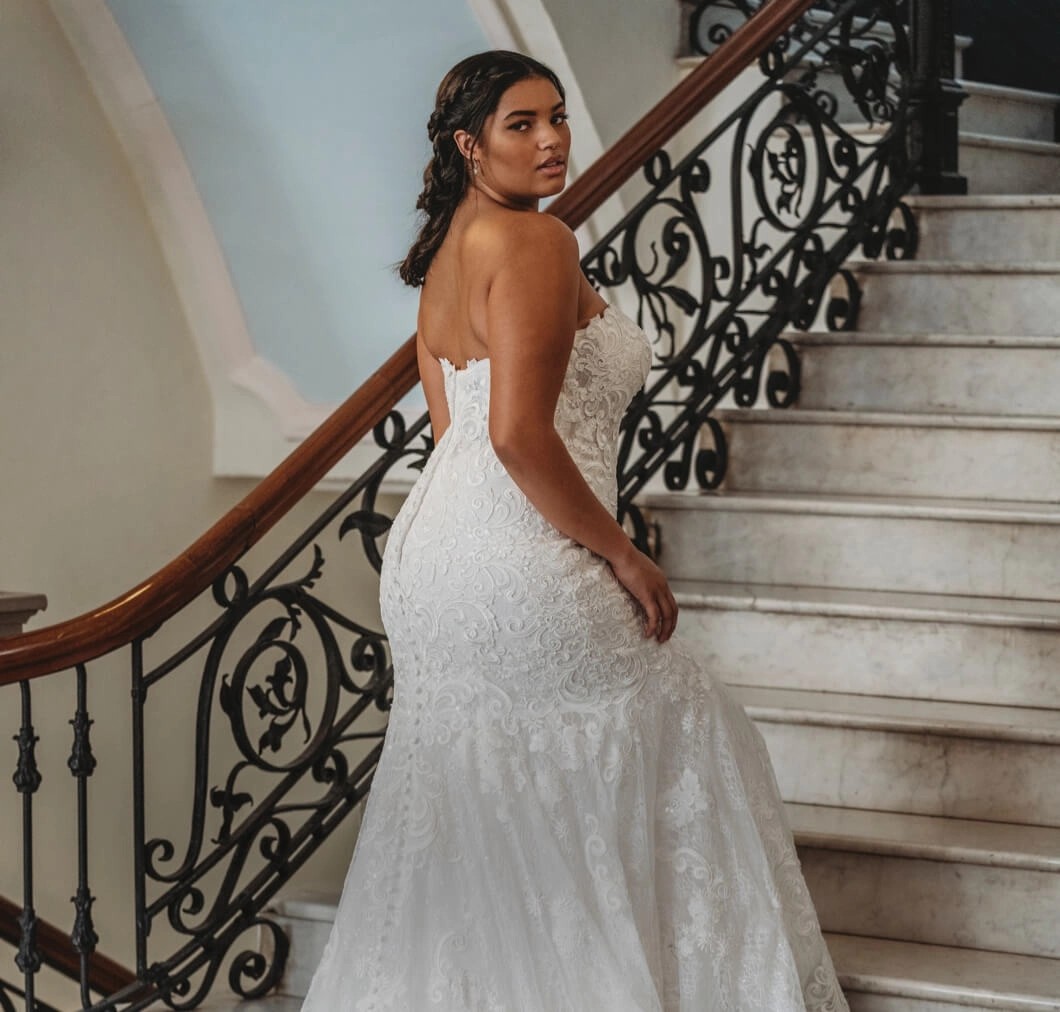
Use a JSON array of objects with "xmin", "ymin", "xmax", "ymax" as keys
[
  {"xmin": 130, "ymin": 640, "xmax": 149, "ymax": 983},
  {"xmin": 907, "ymin": 0, "xmax": 967, "ymax": 194},
  {"xmin": 0, "ymin": 977, "xmax": 59, "ymax": 1012},
  {"xmin": 67, "ymin": 665, "xmax": 99, "ymax": 1008},
  {"xmin": 12, "ymin": 683, "xmax": 41, "ymax": 1010}
]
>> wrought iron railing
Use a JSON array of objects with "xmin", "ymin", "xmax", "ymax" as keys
[
  {"xmin": 610, "ymin": 0, "xmax": 964, "ymax": 543},
  {"xmin": 0, "ymin": 0, "xmax": 963, "ymax": 1006}
]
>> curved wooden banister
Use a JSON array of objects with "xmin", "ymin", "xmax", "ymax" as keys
[
  {"xmin": 0, "ymin": 0, "xmax": 815, "ymax": 687},
  {"xmin": 547, "ymin": 0, "xmax": 816, "ymax": 225},
  {"xmin": 0, "ymin": 346, "xmax": 419, "ymax": 685}
]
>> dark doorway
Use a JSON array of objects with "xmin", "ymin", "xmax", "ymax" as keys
[{"xmin": 955, "ymin": 0, "xmax": 1058, "ymax": 95}]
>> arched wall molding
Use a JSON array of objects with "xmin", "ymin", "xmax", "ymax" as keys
[
  {"xmin": 47, "ymin": 0, "xmax": 335, "ymax": 479},
  {"xmin": 47, "ymin": 0, "xmax": 619, "ymax": 482}
]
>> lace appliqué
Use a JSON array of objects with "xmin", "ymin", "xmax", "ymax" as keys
[{"xmin": 300, "ymin": 307, "xmax": 849, "ymax": 1012}]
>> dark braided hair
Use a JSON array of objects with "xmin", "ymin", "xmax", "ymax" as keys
[{"xmin": 399, "ymin": 51, "xmax": 565, "ymax": 288}]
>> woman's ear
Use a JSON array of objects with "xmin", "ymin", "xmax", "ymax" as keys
[{"xmin": 453, "ymin": 129, "xmax": 475, "ymax": 162}]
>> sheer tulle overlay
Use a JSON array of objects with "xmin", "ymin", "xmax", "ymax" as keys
[{"xmin": 301, "ymin": 307, "xmax": 848, "ymax": 1011}]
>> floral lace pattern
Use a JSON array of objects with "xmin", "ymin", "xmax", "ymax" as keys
[{"xmin": 301, "ymin": 306, "xmax": 848, "ymax": 1011}]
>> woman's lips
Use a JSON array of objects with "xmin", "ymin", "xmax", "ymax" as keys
[{"xmin": 537, "ymin": 159, "xmax": 566, "ymax": 176}]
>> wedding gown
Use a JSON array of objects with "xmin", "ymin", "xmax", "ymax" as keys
[{"xmin": 301, "ymin": 305, "xmax": 848, "ymax": 1011}]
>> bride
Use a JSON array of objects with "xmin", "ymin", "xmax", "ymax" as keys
[{"xmin": 300, "ymin": 50, "xmax": 848, "ymax": 1011}]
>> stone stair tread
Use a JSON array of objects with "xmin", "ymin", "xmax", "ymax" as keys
[
  {"xmin": 841, "ymin": 119, "xmax": 1060, "ymax": 153},
  {"xmin": 788, "ymin": 802, "xmax": 1060, "ymax": 871},
  {"xmin": 904, "ymin": 194, "xmax": 1060, "ymax": 209},
  {"xmin": 201, "ymin": 935, "xmax": 1060, "ymax": 1010},
  {"xmin": 729, "ymin": 685, "xmax": 1060, "ymax": 743},
  {"xmin": 957, "ymin": 79, "xmax": 1060, "ymax": 106},
  {"xmin": 676, "ymin": 25, "xmax": 975, "ymax": 68},
  {"xmin": 269, "ymin": 888, "xmax": 340, "ymax": 921},
  {"xmin": 825, "ymin": 933, "xmax": 1060, "ymax": 1008},
  {"xmin": 716, "ymin": 406, "xmax": 1060, "ymax": 432},
  {"xmin": 669, "ymin": 579, "xmax": 1060, "ymax": 630},
  {"xmin": 784, "ymin": 330, "xmax": 1060, "ymax": 349},
  {"xmin": 851, "ymin": 259, "xmax": 1060, "ymax": 273},
  {"xmin": 644, "ymin": 489, "xmax": 1060, "ymax": 524},
  {"xmin": 196, "ymin": 996, "xmax": 303, "ymax": 1011},
  {"xmin": 960, "ymin": 131, "xmax": 1060, "ymax": 156}
]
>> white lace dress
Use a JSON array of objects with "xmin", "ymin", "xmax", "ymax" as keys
[{"xmin": 300, "ymin": 305, "xmax": 848, "ymax": 1011}]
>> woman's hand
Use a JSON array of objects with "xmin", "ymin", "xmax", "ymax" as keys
[{"xmin": 608, "ymin": 542, "xmax": 679, "ymax": 643}]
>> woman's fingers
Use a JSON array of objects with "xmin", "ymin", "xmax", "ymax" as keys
[
  {"xmin": 656, "ymin": 587, "xmax": 677, "ymax": 643},
  {"xmin": 665, "ymin": 588, "xmax": 678, "ymax": 641},
  {"xmin": 639, "ymin": 586, "xmax": 679, "ymax": 642},
  {"xmin": 641, "ymin": 595, "xmax": 661, "ymax": 638}
]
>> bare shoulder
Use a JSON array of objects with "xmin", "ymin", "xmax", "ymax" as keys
[{"xmin": 468, "ymin": 210, "xmax": 578, "ymax": 267}]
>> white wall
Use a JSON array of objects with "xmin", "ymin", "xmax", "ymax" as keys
[{"xmin": 540, "ymin": 0, "xmax": 682, "ymax": 148}]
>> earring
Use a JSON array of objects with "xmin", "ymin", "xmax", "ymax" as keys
[{"xmin": 473, "ymin": 160, "xmax": 481, "ymax": 176}]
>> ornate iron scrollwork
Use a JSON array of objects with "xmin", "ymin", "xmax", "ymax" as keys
[
  {"xmin": 596, "ymin": 0, "xmax": 918, "ymax": 529},
  {"xmin": 111, "ymin": 410, "xmax": 434, "ymax": 1009}
]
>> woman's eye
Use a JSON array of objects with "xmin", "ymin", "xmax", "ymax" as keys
[{"xmin": 507, "ymin": 114, "xmax": 567, "ymax": 132}]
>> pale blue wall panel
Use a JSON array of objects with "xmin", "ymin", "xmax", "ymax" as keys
[{"xmin": 106, "ymin": 0, "xmax": 490, "ymax": 402}]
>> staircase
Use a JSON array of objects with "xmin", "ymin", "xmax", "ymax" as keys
[
  {"xmin": 638, "ymin": 57, "xmax": 1060, "ymax": 1011},
  {"xmin": 211, "ymin": 54, "xmax": 1060, "ymax": 1012}
]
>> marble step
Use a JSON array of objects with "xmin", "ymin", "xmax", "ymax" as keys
[
  {"xmin": 957, "ymin": 81, "xmax": 1060, "ymax": 144},
  {"xmin": 841, "ymin": 123, "xmax": 1059, "ymax": 194},
  {"xmin": 223, "ymin": 856, "xmax": 1060, "ymax": 1007},
  {"xmin": 828, "ymin": 934, "xmax": 1060, "ymax": 1012},
  {"xmin": 265, "ymin": 891, "xmax": 335, "ymax": 999},
  {"xmin": 648, "ymin": 491, "xmax": 1060, "ymax": 601},
  {"xmin": 787, "ymin": 331, "xmax": 1060, "ymax": 415},
  {"xmin": 959, "ymin": 132, "xmax": 1060, "ymax": 195},
  {"xmin": 676, "ymin": 28, "xmax": 973, "ymax": 93},
  {"xmin": 807, "ymin": 76, "xmax": 1057, "ymax": 146},
  {"xmin": 791, "ymin": 804, "xmax": 1060, "ymax": 958},
  {"xmin": 196, "ymin": 998, "xmax": 302, "ymax": 1012},
  {"xmin": 838, "ymin": 261, "xmax": 1060, "ymax": 336},
  {"xmin": 730, "ymin": 686, "xmax": 1060, "ymax": 826},
  {"xmin": 667, "ymin": 580, "xmax": 1060, "ymax": 709},
  {"xmin": 716, "ymin": 408, "xmax": 1060, "ymax": 502},
  {"xmin": 905, "ymin": 195, "xmax": 1060, "ymax": 264}
]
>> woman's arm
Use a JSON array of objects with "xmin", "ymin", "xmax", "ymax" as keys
[
  {"xmin": 417, "ymin": 331, "xmax": 451, "ymax": 442},
  {"xmin": 485, "ymin": 214, "xmax": 677, "ymax": 642}
]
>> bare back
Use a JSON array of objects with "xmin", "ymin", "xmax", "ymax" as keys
[{"xmin": 418, "ymin": 201, "xmax": 607, "ymax": 371}]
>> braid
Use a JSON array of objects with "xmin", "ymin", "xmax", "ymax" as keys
[
  {"xmin": 399, "ymin": 98, "xmax": 467, "ymax": 288},
  {"xmin": 398, "ymin": 51, "xmax": 565, "ymax": 288}
]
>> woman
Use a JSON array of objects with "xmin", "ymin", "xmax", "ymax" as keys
[{"xmin": 301, "ymin": 51, "xmax": 848, "ymax": 1011}]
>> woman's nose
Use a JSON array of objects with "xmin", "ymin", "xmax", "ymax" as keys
[{"xmin": 539, "ymin": 125, "xmax": 561, "ymax": 147}]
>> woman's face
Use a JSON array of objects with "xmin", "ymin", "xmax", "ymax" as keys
[{"xmin": 467, "ymin": 76, "xmax": 571, "ymax": 210}]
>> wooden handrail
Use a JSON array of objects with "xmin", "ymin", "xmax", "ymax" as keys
[
  {"xmin": 0, "ymin": 0, "xmax": 815, "ymax": 687},
  {"xmin": 546, "ymin": 0, "xmax": 816, "ymax": 224},
  {"xmin": 0, "ymin": 895, "xmax": 138, "ymax": 998}
]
